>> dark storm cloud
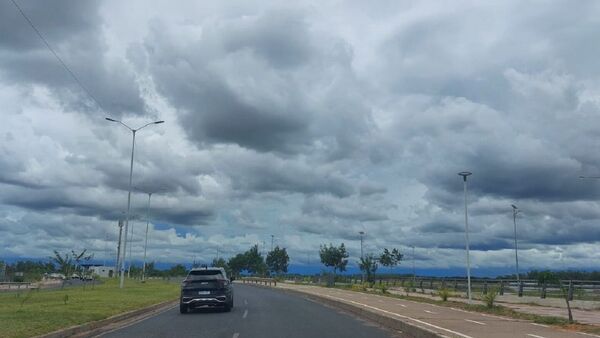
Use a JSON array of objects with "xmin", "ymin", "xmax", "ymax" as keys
[
  {"xmin": 141, "ymin": 8, "xmax": 369, "ymax": 155},
  {"xmin": 0, "ymin": 0, "xmax": 144, "ymax": 115}
]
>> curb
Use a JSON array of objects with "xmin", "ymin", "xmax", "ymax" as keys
[
  {"xmin": 35, "ymin": 299, "xmax": 178, "ymax": 338},
  {"xmin": 243, "ymin": 284, "xmax": 442, "ymax": 338}
]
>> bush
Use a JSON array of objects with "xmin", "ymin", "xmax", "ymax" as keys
[
  {"xmin": 351, "ymin": 283, "xmax": 367, "ymax": 292},
  {"xmin": 438, "ymin": 287, "xmax": 451, "ymax": 301},
  {"xmin": 482, "ymin": 288, "xmax": 498, "ymax": 308},
  {"xmin": 375, "ymin": 283, "xmax": 388, "ymax": 294}
]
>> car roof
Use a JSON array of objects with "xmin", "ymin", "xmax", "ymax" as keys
[{"xmin": 189, "ymin": 267, "xmax": 225, "ymax": 272}]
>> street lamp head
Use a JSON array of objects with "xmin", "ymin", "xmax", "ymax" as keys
[
  {"xmin": 511, "ymin": 204, "xmax": 518, "ymax": 210},
  {"xmin": 359, "ymin": 231, "xmax": 365, "ymax": 235},
  {"xmin": 154, "ymin": 120, "xmax": 165, "ymax": 124},
  {"xmin": 105, "ymin": 117, "xmax": 118, "ymax": 122},
  {"xmin": 458, "ymin": 171, "xmax": 472, "ymax": 181}
]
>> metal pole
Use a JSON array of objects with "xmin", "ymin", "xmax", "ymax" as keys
[
  {"xmin": 359, "ymin": 231, "xmax": 364, "ymax": 283},
  {"xmin": 116, "ymin": 220, "xmax": 123, "ymax": 277},
  {"xmin": 128, "ymin": 220, "xmax": 135, "ymax": 278},
  {"xmin": 411, "ymin": 245, "xmax": 415, "ymax": 281},
  {"xmin": 459, "ymin": 172, "xmax": 472, "ymax": 303},
  {"xmin": 271, "ymin": 235, "xmax": 274, "ymax": 251},
  {"xmin": 120, "ymin": 130, "xmax": 136, "ymax": 288},
  {"xmin": 142, "ymin": 193, "xmax": 152, "ymax": 282},
  {"xmin": 512, "ymin": 205, "xmax": 520, "ymax": 282}
]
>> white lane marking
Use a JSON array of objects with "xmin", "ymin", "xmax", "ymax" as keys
[
  {"xmin": 424, "ymin": 310, "xmax": 437, "ymax": 314},
  {"xmin": 464, "ymin": 319, "xmax": 486, "ymax": 325},
  {"xmin": 321, "ymin": 294, "xmax": 474, "ymax": 338},
  {"xmin": 233, "ymin": 333, "xmax": 240, "ymax": 338},
  {"xmin": 527, "ymin": 334, "xmax": 548, "ymax": 338},
  {"xmin": 531, "ymin": 323, "xmax": 548, "ymax": 328},
  {"xmin": 397, "ymin": 303, "xmax": 407, "ymax": 308},
  {"xmin": 578, "ymin": 333, "xmax": 600, "ymax": 338},
  {"xmin": 243, "ymin": 309, "xmax": 248, "ymax": 319},
  {"xmin": 244, "ymin": 299, "xmax": 248, "ymax": 305}
]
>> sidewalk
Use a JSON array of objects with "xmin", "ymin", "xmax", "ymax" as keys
[
  {"xmin": 271, "ymin": 282, "xmax": 599, "ymax": 338},
  {"xmin": 387, "ymin": 287, "xmax": 600, "ymax": 326}
]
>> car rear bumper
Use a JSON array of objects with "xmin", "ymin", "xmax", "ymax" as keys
[{"xmin": 181, "ymin": 295, "xmax": 229, "ymax": 307}]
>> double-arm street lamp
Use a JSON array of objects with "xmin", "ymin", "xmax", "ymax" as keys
[
  {"xmin": 458, "ymin": 171, "xmax": 473, "ymax": 303},
  {"xmin": 106, "ymin": 117, "xmax": 164, "ymax": 288}
]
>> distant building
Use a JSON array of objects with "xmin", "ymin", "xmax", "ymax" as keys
[{"xmin": 87, "ymin": 265, "xmax": 115, "ymax": 278}]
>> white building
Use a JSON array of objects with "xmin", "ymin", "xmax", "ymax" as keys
[{"xmin": 89, "ymin": 266, "xmax": 115, "ymax": 278}]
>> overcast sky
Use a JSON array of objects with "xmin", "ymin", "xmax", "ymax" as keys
[{"xmin": 1, "ymin": 0, "xmax": 600, "ymax": 273}]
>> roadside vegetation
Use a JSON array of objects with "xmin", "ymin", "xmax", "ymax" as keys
[{"xmin": 0, "ymin": 278, "xmax": 179, "ymax": 338}]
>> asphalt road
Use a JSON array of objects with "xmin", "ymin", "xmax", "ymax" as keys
[{"xmin": 99, "ymin": 284, "xmax": 400, "ymax": 338}]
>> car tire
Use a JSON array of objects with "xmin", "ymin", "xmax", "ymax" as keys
[
  {"xmin": 179, "ymin": 303, "xmax": 188, "ymax": 314},
  {"xmin": 224, "ymin": 301, "xmax": 232, "ymax": 312}
]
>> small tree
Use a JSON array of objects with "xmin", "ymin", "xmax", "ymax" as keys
[
  {"xmin": 319, "ymin": 243, "xmax": 349, "ymax": 285},
  {"xmin": 538, "ymin": 271, "xmax": 574, "ymax": 323},
  {"xmin": 379, "ymin": 248, "xmax": 403, "ymax": 272},
  {"xmin": 266, "ymin": 246, "xmax": 289, "ymax": 276},
  {"xmin": 244, "ymin": 245, "xmax": 267, "ymax": 276},
  {"xmin": 358, "ymin": 254, "xmax": 378, "ymax": 284},
  {"xmin": 212, "ymin": 257, "xmax": 227, "ymax": 268}
]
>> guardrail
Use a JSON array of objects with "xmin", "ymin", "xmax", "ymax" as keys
[
  {"xmin": 240, "ymin": 277, "xmax": 277, "ymax": 287},
  {"xmin": 0, "ymin": 282, "xmax": 33, "ymax": 290},
  {"xmin": 285, "ymin": 275, "xmax": 600, "ymax": 301}
]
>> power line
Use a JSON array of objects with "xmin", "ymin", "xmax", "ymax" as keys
[{"xmin": 10, "ymin": 0, "xmax": 107, "ymax": 113}]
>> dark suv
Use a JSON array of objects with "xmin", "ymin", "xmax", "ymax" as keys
[{"xmin": 179, "ymin": 267, "xmax": 234, "ymax": 313}]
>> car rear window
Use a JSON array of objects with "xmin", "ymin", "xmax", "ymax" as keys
[{"xmin": 188, "ymin": 270, "xmax": 224, "ymax": 280}]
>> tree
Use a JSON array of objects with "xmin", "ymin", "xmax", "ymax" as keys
[
  {"xmin": 244, "ymin": 244, "xmax": 267, "ymax": 275},
  {"xmin": 212, "ymin": 257, "xmax": 227, "ymax": 268},
  {"xmin": 266, "ymin": 246, "xmax": 289, "ymax": 275},
  {"xmin": 227, "ymin": 253, "xmax": 246, "ymax": 277},
  {"xmin": 319, "ymin": 243, "xmax": 349, "ymax": 277},
  {"xmin": 51, "ymin": 250, "xmax": 74, "ymax": 277},
  {"xmin": 536, "ymin": 270, "xmax": 574, "ymax": 323},
  {"xmin": 168, "ymin": 264, "xmax": 187, "ymax": 277},
  {"xmin": 379, "ymin": 248, "xmax": 403, "ymax": 272},
  {"xmin": 358, "ymin": 254, "xmax": 378, "ymax": 284}
]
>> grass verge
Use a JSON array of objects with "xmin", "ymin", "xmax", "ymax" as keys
[
  {"xmin": 0, "ymin": 278, "xmax": 179, "ymax": 338},
  {"xmin": 329, "ymin": 284, "xmax": 600, "ymax": 335}
]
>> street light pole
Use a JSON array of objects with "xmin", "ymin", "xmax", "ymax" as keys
[
  {"xmin": 411, "ymin": 245, "xmax": 416, "ymax": 281},
  {"xmin": 106, "ymin": 117, "xmax": 164, "ymax": 289},
  {"xmin": 142, "ymin": 192, "xmax": 152, "ymax": 282},
  {"xmin": 271, "ymin": 234, "xmax": 274, "ymax": 251},
  {"xmin": 128, "ymin": 219, "xmax": 135, "ymax": 278},
  {"xmin": 359, "ymin": 231, "xmax": 365, "ymax": 283},
  {"xmin": 458, "ymin": 171, "xmax": 473, "ymax": 303},
  {"xmin": 511, "ymin": 204, "xmax": 520, "ymax": 282}
]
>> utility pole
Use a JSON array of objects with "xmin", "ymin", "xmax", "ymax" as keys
[
  {"xmin": 127, "ymin": 220, "xmax": 135, "ymax": 278},
  {"xmin": 411, "ymin": 245, "xmax": 416, "ymax": 282},
  {"xmin": 458, "ymin": 171, "xmax": 473, "ymax": 304},
  {"xmin": 511, "ymin": 204, "xmax": 521, "ymax": 282},
  {"xmin": 116, "ymin": 220, "xmax": 124, "ymax": 277},
  {"xmin": 142, "ymin": 192, "xmax": 153, "ymax": 282},
  {"xmin": 271, "ymin": 234, "xmax": 274, "ymax": 252},
  {"xmin": 359, "ymin": 231, "xmax": 365, "ymax": 283}
]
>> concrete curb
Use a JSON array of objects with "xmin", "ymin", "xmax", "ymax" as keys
[
  {"xmin": 242, "ymin": 283, "xmax": 442, "ymax": 338},
  {"xmin": 35, "ymin": 299, "xmax": 178, "ymax": 338}
]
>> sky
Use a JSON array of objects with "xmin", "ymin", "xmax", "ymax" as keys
[{"xmin": 1, "ymin": 0, "xmax": 600, "ymax": 275}]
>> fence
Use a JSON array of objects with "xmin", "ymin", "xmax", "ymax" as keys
[
  {"xmin": 240, "ymin": 277, "xmax": 277, "ymax": 287},
  {"xmin": 0, "ymin": 282, "xmax": 33, "ymax": 291}
]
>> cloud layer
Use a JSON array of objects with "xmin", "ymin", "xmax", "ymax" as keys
[{"xmin": 1, "ymin": 0, "xmax": 600, "ymax": 273}]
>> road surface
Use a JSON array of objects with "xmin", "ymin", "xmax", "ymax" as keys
[{"xmin": 99, "ymin": 284, "xmax": 399, "ymax": 338}]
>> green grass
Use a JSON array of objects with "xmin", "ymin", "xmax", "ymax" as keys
[{"xmin": 0, "ymin": 278, "xmax": 180, "ymax": 338}]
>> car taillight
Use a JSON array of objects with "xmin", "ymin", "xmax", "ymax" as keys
[
  {"xmin": 181, "ymin": 279, "xmax": 191, "ymax": 287},
  {"xmin": 218, "ymin": 280, "xmax": 229, "ymax": 288}
]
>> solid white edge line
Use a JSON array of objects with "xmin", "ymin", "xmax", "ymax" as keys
[
  {"xmin": 464, "ymin": 319, "xmax": 486, "ymax": 326},
  {"xmin": 94, "ymin": 304, "xmax": 178, "ymax": 337},
  {"xmin": 527, "ymin": 334, "xmax": 548, "ymax": 338},
  {"xmin": 578, "ymin": 333, "xmax": 600, "ymax": 338},
  {"xmin": 530, "ymin": 323, "xmax": 549, "ymax": 328},
  {"xmin": 242, "ymin": 309, "xmax": 248, "ymax": 319},
  {"xmin": 322, "ymin": 294, "xmax": 474, "ymax": 338}
]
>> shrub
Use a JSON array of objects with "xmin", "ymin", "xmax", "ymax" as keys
[
  {"xmin": 438, "ymin": 287, "xmax": 451, "ymax": 301},
  {"xmin": 375, "ymin": 283, "xmax": 388, "ymax": 294},
  {"xmin": 351, "ymin": 283, "xmax": 367, "ymax": 292},
  {"xmin": 482, "ymin": 288, "xmax": 498, "ymax": 308}
]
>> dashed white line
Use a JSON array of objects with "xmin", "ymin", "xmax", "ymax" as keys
[
  {"xmin": 397, "ymin": 303, "xmax": 407, "ymax": 308},
  {"xmin": 530, "ymin": 323, "xmax": 549, "ymax": 328},
  {"xmin": 243, "ymin": 309, "xmax": 248, "ymax": 319},
  {"xmin": 244, "ymin": 299, "xmax": 248, "ymax": 305},
  {"xmin": 321, "ymin": 294, "xmax": 473, "ymax": 338},
  {"xmin": 527, "ymin": 334, "xmax": 548, "ymax": 338},
  {"xmin": 424, "ymin": 310, "xmax": 438, "ymax": 314},
  {"xmin": 233, "ymin": 333, "xmax": 240, "ymax": 338},
  {"xmin": 464, "ymin": 319, "xmax": 486, "ymax": 326}
]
